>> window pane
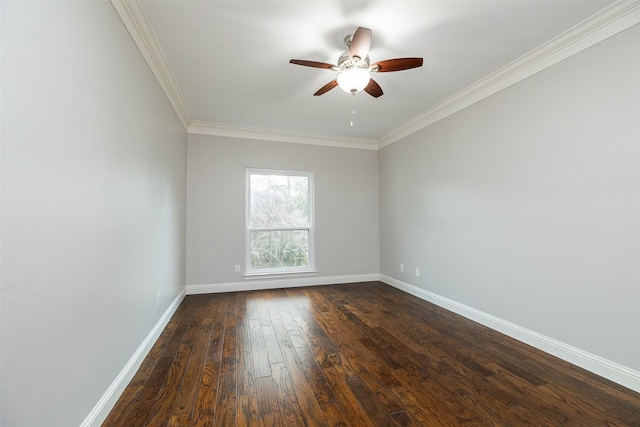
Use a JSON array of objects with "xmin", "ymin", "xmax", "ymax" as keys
[
  {"xmin": 250, "ymin": 174, "xmax": 309, "ymax": 228},
  {"xmin": 250, "ymin": 230, "xmax": 309, "ymax": 270}
]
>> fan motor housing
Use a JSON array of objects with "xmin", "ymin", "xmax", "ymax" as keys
[{"xmin": 337, "ymin": 51, "xmax": 370, "ymax": 71}]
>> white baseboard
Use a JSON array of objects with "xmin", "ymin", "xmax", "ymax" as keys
[
  {"xmin": 186, "ymin": 273, "xmax": 380, "ymax": 294},
  {"xmin": 80, "ymin": 289, "xmax": 187, "ymax": 427},
  {"xmin": 380, "ymin": 274, "xmax": 640, "ymax": 393}
]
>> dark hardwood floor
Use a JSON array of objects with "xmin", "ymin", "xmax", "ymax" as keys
[{"xmin": 103, "ymin": 282, "xmax": 640, "ymax": 426}]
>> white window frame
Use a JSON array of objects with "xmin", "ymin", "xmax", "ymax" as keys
[{"xmin": 245, "ymin": 168, "xmax": 316, "ymax": 278}]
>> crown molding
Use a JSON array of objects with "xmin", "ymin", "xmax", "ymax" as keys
[
  {"xmin": 113, "ymin": 0, "xmax": 639, "ymax": 149},
  {"xmin": 111, "ymin": 0, "xmax": 192, "ymax": 130},
  {"xmin": 377, "ymin": 0, "xmax": 640, "ymax": 149},
  {"xmin": 188, "ymin": 120, "xmax": 378, "ymax": 150}
]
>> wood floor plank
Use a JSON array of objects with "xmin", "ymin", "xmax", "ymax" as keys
[
  {"xmin": 268, "ymin": 307, "xmax": 329, "ymax": 427},
  {"xmin": 190, "ymin": 293, "xmax": 228, "ymax": 426},
  {"xmin": 273, "ymin": 325, "xmax": 328, "ymax": 426},
  {"xmin": 392, "ymin": 364, "xmax": 485, "ymax": 426},
  {"xmin": 301, "ymin": 289, "xmax": 408, "ymax": 415},
  {"xmin": 270, "ymin": 362, "xmax": 294, "ymax": 398},
  {"xmin": 237, "ymin": 323, "xmax": 257, "ymax": 395},
  {"xmin": 236, "ymin": 293, "xmax": 257, "ymax": 397},
  {"xmin": 213, "ymin": 369, "xmax": 237, "ymax": 426},
  {"xmin": 258, "ymin": 412, "xmax": 284, "ymax": 427},
  {"xmin": 430, "ymin": 359, "xmax": 525, "ymax": 426},
  {"xmin": 389, "ymin": 410, "xmax": 420, "ymax": 427},
  {"xmin": 319, "ymin": 402, "xmax": 353, "ymax": 427},
  {"xmin": 104, "ymin": 282, "xmax": 640, "ymax": 426},
  {"xmin": 167, "ymin": 314, "xmax": 215, "ymax": 426},
  {"xmin": 237, "ymin": 393, "xmax": 259, "ymax": 427},
  {"xmin": 261, "ymin": 324, "xmax": 285, "ymax": 365},
  {"xmin": 292, "ymin": 302, "xmax": 341, "ymax": 358},
  {"xmin": 278, "ymin": 303, "xmax": 299, "ymax": 332},
  {"xmin": 144, "ymin": 309, "xmax": 202, "ymax": 427},
  {"xmin": 101, "ymin": 384, "xmax": 144, "ymax": 427},
  {"xmin": 271, "ymin": 369, "xmax": 310, "ymax": 426},
  {"xmin": 345, "ymin": 376, "xmax": 394, "ymax": 425},
  {"xmin": 250, "ymin": 317, "xmax": 272, "ymax": 378},
  {"xmin": 321, "ymin": 366, "xmax": 375, "ymax": 427},
  {"xmin": 119, "ymin": 398, "xmax": 156, "ymax": 427},
  {"xmin": 136, "ymin": 356, "xmax": 175, "ymax": 404},
  {"xmin": 293, "ymin": 345, "xmax": 336, "ymax": 405},
  {"xmin": 255, "ymin": 376, "xmax": 279, "ymax": 416},
  {"xmin": 220, "ymin": 294, "xmax": 238, "ymax": 373},
  {"xmin": 309, "ymin": 294, "xmax": 403, "ymax": 389}
]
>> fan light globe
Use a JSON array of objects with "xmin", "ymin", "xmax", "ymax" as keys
[{"xmin": 337, "ymin": 68, "xmax": 370, "ymax": 94}]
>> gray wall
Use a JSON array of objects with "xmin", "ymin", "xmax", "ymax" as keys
[
  {"xmin": 379, "ymin": 25, "xmax": 640, "ymax": 371},
  {"xmin": 186, "ymin": 135, "xmax": 379, "ymax": 286},
  {"xmin": 1, "ymin": 2, "xmax": 187, "ymax": 425}
]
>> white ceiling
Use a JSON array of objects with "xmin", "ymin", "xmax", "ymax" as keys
[{"xmin": 135, "ymin": 0, "xmax": 615, "ymax": 143}]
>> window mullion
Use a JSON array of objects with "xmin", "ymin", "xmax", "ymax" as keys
[{"xmin": 248, "ymin": 226, "xmax": 311, "ymax": 232}]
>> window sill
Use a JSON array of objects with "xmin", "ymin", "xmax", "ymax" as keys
[{"xmin": 243, "ymin": 270, "xmax": 318, "ymax": 280}]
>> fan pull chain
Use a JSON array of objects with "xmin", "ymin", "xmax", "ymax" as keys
[{"xmin": 350, "ymin": 94, "xmax": 357, "ymax": 127}]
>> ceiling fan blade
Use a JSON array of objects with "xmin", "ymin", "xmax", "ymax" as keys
[
  {"xmin": 371, "ymin": 57, "xmax": 423, "ymax": 72},
  {"xmin": 290, "ymin": 59, "xmax": 335, "ymax": 69},
  {"xmin": 349, "ymin": 27, "xmax": 372, "ymax": 61},
  {"xmin": 314, "ymin": 79, "xmax": 338, "ymax": 96},
  {"xmin": 364, "ymin": 78, "xmax": 383, "ymax": 98}
]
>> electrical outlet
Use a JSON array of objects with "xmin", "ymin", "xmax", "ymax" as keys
[
  {"xmin": 235, "ymin": 264, "xmax": 241, "ymax": 273},
  {"xmin": 415, "ymin": 268, "xmax": 420, "ymax": 278},
  {"xmin": 156, "ymin": 292, "xmax": 161, "ymax": 307},
  {"xmin": 400, "ymin": 263, "xmax": 404, "ymax": 272}
]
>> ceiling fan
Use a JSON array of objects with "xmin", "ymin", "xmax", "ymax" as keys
[{"xmin": 290, "ymin": 27, "xmax": 423, "ymax": 98}]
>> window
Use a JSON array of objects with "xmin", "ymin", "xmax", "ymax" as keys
[{"xmin": 246, "ymin": 169, "xmax": 315, "ymax": 276}]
